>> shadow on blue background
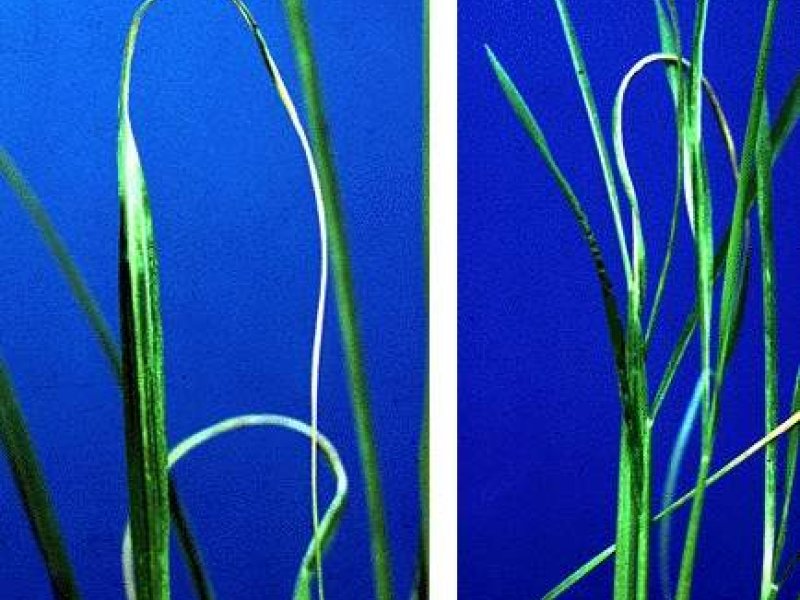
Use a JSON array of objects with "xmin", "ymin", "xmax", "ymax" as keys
[
  {"xmin": 0, "ymin": 1, "xmax": 424, "ymax": 598},
  {"xmin": 460, "ymin": 0, "xmax": 799, "ymax": 598}
]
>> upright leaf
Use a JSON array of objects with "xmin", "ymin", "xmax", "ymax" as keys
[
  {"xmin": 0, "ymin": 363, "xmax": 81, "ymax": 599},
  {"xmin": 755, "ymin": 102, "xmax": 778, "ymax": 600},
  {"xmin": 281, "ymin": 2, "xmax": 394, "ymax": 598},
  {"xmin": 118, "ymin": 5, "xmax": 171, "ymax": 598}
]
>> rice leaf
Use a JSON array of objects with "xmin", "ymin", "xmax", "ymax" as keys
[
  {"xmin": 659, "ymin": 372, "xmax": 705, "ymax": 600},
  {"xmin": 755, "ymin": 101, "xmax": 779, "ymax": 600},
  {"xmin": 485, "ymin": 45, "xmax": 638, "ymax": 596},
  {"xmin": 542, "ymin": 405, "xmax": 800, "ymax": 598},
  {"xmin": 677, "ymin": 1, "xmax": 779, "ymax": 592},
  {"xmin": 674, "ymin": 0, "xmax": 715, "ymax": 593},
  {"xmin": 279, "ymin": 3, "xmax": 394, "ymax": 598},
  {"xmin": 541, "ymin": 545, "xmax": 616, "ymax": 600},
  {"xmin": 652, "ymin": 0, "xmax": 682, "ymax": 101},
  {"xmin": 613, "ymin": 53, "xmax": 738, "ymax": 351},
  {"xmin": 771, "ymin": 74, "xmax": 800, "ymax": 156},
  {"xmin": 121, "ymin": 1, "xmax": 336, "ymax": 597},
  {"xmin": 0, "ymin": 361, "xmax": 81, "ymax": 599},
  {"xmin": 485, "ymin": 47, "xmax": 628, "ymax": 409},
  {"xmin": 644, "ymin": 129, "xmax": 682, "ymax": 351},
  {"xmin": 121, "ymin": 414, "xmax": 347, "ymax": 600},
  {"xmin": 118, "ymin": 9, "xmax": 171, "ymax": 595},
  {"xmin": 0, "ymin": 146, "xmax": 213, "ymax": 600},
  {"xmin": 771, "ymin": 369, "xmax": 800, "ymax": 598},
  {"xmin": 216, "ymin": 3, "xmax": 334, "ymax": 595},
  {"xmin": 167, "ymin": 486, "xmax": 214, "ymax": 600},
  {"xmin": 632, "ymin": 55, "xmax": 739, "ymax": 413},
  {"xmin": 552, "ymin": 0, "xmax": 632, "ymax": 287},
  {"xmin": 716, "ymin": 0, "xmax": 779, "ymax": 378},
  {"xmin": 0, "ymin": 148, "xmax": 121, "ymax": 380}
]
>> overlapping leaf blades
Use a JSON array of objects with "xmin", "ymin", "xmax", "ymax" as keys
[
  {"xmin": 486, "ymin": 0, "xmax": 798, "ymax": 597},
  {"xmin": 120, "ymin": 414, "xmax": 349, "ymax": 600},
  {"xmin": 117, "ymin": 0, "xmax": 335, "ymax": 597},
  {"xmin": 0, "ymin": 0, "xmax": 415, "ymax": 597}
]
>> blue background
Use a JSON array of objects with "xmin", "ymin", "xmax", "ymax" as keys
[
  {"xmin": 460, "ymin": 1, "xmax": 800, "ymax": 598},
  {"xmin": 0, "ymin": 1, "xmax": 424, "ymax": 598}
]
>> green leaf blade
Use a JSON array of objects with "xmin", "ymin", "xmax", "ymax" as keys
[
  {"xmin": 756, "ymin": 101, "xmax": 779, "ymax": 600},
  {"xmin": 118, "ymin": 117, "xmax": 171, "ymax": 600},
  {"xmin": 0, "ymin": 363, "xmax": 81, "ymax": 599},
  {"xmin": 280, "ymin": 2, "xmax": 395, "ymax": 598}
]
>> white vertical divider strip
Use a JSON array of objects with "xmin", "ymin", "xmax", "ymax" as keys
[{"xmin": 429, "ymin": 0, "xmax": 458, "ymax": 594}]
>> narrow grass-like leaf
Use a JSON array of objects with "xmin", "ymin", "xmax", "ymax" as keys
[
  {"xmin": 485, "ymin": 45, "xmax": 637, "ymax": 596},
  {"xmin": 659, "ymin": 372, "xmax": 705, "ymax": 600},
  {"xmin": 542, "ymin": 405, "xmax": 800, "ymax": 598},
  {"xmin": 771, "ymin": 369, "xmax": 800, "ymax": 598},
  {"xmin": 755, "ymin": 101, "xmax": 779, "ymax": 599},
  {"xmin": 485, "ymin": 47, "xmax": 628, "ymax": 408},
  {"xmin": 716, "ymin": 0, "xmax": 779, "ymax": 377},
  {"xmin": 675, "ymin": 1, "xmax": 715, "ymax": 595},
  {"xmin": 677, "ymin": 3, "xmax": 779, "ymax": 594},
  {"xmin": 121, "ymin": 1, "xmax": 333, "ymax": 596},
  {"xmin": 167, "ymin": 485, "xmax": 214, "ymax": 600},
  {"xmin": 0, "ymin": 148, "xmax": 121, "ymax": 380},
  {"xmin": 279, "ymin": 3, "xmax": 394, "ymax": 598},
  {"xmin": 541, "ymin": 545, "xmax": 616, "ymax": 600},
  {"xmin": 118, "ymin": 10, "xmax": 171, "ymax": 594},
  {"xmin": 0, "ymin": 146, "xmax": 213, "ymax": 600},
  {"xmin": 121, "ymin": 414, "xmax": 347, "ymax": 600},
  {"xmin": 552, "ymin": 0, "xmax": 632, "ymax": 286},
  {"xmin": 612, "ymin": 53, "xmax": 739, "ymax": 353},
  {"xmin": 644, "ymin": 142, "xmax": 682, "ymax": 350},
  {"xmin": 640, "ymin": 57, "xmax": 739, "ymax": 418},
  {"xmin": 652, "ymin": 0, "xmax": 682, "ymax": 101},
  {"xmin": 771, "ymin": 74, "xmax": 800, "ymax": 156},
  {"xmin": 0, "ymin": 361, "xmax": 81, "ymax": 599},
  {"xmin": 548, "ymin": 32, "xmax": 653, "ymax": 579}
]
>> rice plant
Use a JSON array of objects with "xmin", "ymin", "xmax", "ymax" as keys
[
  {"xmin": 487, "ymin": 1, "xmax": 799, "ymax": 597},
  {"xmin": 0, "ymin": 0, "xmax": 427, "ymax": 598}
]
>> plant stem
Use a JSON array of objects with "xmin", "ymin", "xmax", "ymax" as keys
[
  {"xmin": 756, "ymin": 103, "xmax": 779, "ymax": 600},
  {"xmin": 614, "ymin": 426, "xmax": 639, "ymax": 600},
  {"xmin": 636, "ymin": 425, "xmax": 652, "ymax": 599},
  {"xmin": 544, "ymin": 404, "xmax": 800, "ymax": 599}
]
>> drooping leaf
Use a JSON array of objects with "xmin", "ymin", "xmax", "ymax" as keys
[
  {"xmin": 280, "ymin": 2, "xmax": 394, "ymax": 598},
  {"xmin": 121, "ymin": 414, "xmax": 348, "ymax": 600},
  {"xmin": 485, "ymin": 46, "xmax": 629, "ymax": 415},
  {"xmin": 119, "ymin": 1, "xmax": 335, "ymax": 598}
]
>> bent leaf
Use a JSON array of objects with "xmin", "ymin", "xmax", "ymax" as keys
[{"xmin": 121, "ymin": 414, "xmax": 348, "ymax": 600}]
